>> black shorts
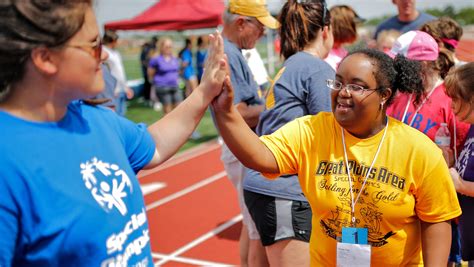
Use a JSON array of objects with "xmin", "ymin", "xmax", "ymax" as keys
[
  {"xmin": 154, "ymin": 85, "xmax": 183, "ymax": 105},
  {"xmin": 244, "ymin": 190, "xmax": 312, "ymax": 246}
]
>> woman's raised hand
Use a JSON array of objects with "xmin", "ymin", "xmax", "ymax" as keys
[{"xmin": 198, "ymin": 30, "xmax": 228, "ymax": 100}]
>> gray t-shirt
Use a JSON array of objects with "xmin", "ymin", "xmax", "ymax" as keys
[
  {"xmin": 218, "ymin": 38, "xmax": 263, "ymax": 163},
  {"xmin": 374, "ymin": 12, "xmax": 436, "ymax": 39},
  {"xmin": 244, "ymin": 51, "xmax": 334, "ymax": 201},
  {"xmin": 223, "ymin": 38, "xmax": 262, "ymax": 105}
]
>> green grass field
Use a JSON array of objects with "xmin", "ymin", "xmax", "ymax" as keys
[{"xmin": 125, "ymin": 99, "xmax": 219, "ymax": 152}]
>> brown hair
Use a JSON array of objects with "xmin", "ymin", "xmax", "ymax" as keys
[
  {"xmin": 278, "ymin": 0, "xmax": 331, "ymax": 59},
  {"xmin": 419, "ymin": 17, "xmax": 463, "ymax": 52},
  {"xmin": 330, "ymin": 5, "xmax": 358, "ymax": 45},
  {"xmin": 0, "ymin": 0, "xmax": 91, "ymax": 101},
  {"xmin": 102, "ymin": 29, "xmax": 119, "ymax": 45},
  {"xmin": 445, "ymin": 62, "xmax": 474, "ymax": 104}
]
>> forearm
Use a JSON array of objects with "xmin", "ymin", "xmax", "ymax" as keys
[
  {"xmin": 420, "ymin": 220, "xmax": 451, "ymax": 266},
  {"xmin": 457, "ymin": 179, "xmax": 474, "ymax": 196},
  {"xmin": 237, "ymin": 103, "xmax": 264, "ymax": 128},
  {"xmin": 146, "ymin": 88, "xmax": 210, "ymax": 167},
  {"xmin": 215, "ymin": 106, "xmax": 278, "ymax": 173}
]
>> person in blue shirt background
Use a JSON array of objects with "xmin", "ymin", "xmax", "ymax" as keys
[
  {"xmin": 0, "ymin": 1, "xmax": 227, "ymax": 266},
  {"xmin": 373, "ymin": 0, "xmax": 435, "ymax": 40},
  {"xmin": 196, "ymin": 36, "xmax": 208, "ymax": 83},
  {"xmin": 179, "ymin": 38, "xmax": 199, "ymax": 97}
]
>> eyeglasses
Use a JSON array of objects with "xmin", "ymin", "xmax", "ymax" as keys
[
  {"xmin": 327, "ymin": 79, "xmax": 378, "ymax": 95},
  {"xmin": 65, "ymin": 36, "xmax": 102, "ymax": 63}
]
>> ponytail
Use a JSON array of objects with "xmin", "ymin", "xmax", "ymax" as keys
[
  {"xmin": 393, "ymin": 54, "xmax": 423, "ymax": 105},
  {"xmin": 278, "ymin": 0, "xmax": 329, "ymax": 59}
]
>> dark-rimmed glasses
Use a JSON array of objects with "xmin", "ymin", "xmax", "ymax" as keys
[
  {"xmin": 65, "ymin": 36, "xmax": 102, "ymax": 63},
  {"xmin": 327, "ymin": 79, "xmax": 378, "ymax": 96}
]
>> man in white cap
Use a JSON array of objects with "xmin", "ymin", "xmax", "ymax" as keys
[{"xmin": 217, "ymin": 0, "xmax": 278, "ymax": 266}]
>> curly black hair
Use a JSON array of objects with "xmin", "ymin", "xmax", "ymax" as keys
[{"xmin": 346, "ymin": 49, "xmax": 424, "ymax": 106}]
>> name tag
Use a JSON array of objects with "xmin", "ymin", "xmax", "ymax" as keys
[
  {"xmin": 337, "ymin": 227, "xmax": 370, "ymax": 266},
  {"xmin": 336, "ymin": 243, "xmax": 371, "ymax": 267}
]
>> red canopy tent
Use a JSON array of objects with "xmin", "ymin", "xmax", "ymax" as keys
[{"xmin": 104, "ymin": 0, "xmax": 225, "ymax": 31}]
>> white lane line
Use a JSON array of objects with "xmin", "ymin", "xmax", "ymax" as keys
[
  {"xmin": 138, "ymin": 141, "xmax": 221, "ymax": 178},
  {"xmin": 140, "ymin": 182, "xmax": 167, "ymax": 196},
  {"xmin": 153, "ymin": 214, "xmax": 243, "ymax": 266},
  {"xmin": 151, "ymin": 252, "xmax": 232, "ymax": 266},
  {"xmin": 145, "ymin": 171, "xmax": 226, "ymax": 211}
]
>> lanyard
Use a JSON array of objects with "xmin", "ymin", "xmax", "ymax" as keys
[
  {"xmin": 341, "ymin": 120, "xmax": 389, "ymax": 226},
  {"xmin": 401, "ymin": 79, "xmax": 443, "ymax": 126}
]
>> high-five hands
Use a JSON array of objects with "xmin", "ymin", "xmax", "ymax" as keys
[{"xmin": 199, "ymin": 30, "xmax": 228, "ymax": 101}]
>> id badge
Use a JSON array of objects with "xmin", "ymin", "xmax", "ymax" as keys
[
  {"xmin": 342, "ymin": 227, "xmax": 368, "ymax": 244},
  {"xmin": 336, "ymin": 227, "xmax": 371, "ymax": 267}
]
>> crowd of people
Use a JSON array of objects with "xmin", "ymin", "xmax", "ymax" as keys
[{"xmin": 0, "ymin": 0, "xmax": 473, "ymax": 266}]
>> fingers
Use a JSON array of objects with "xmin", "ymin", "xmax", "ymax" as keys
[
  {"xmin": 223, "ymin": 75, "xmax": 233, "ymax": 97},
  {"xmin": 205, "ymin": 30, "xmax": 222, "ymax": 70}
]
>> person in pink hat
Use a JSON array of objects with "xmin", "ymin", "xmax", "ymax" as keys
[
  {"xmin": 386, "ymin": 30, "xmax": 470, "ymax": 266},
  {"xmin": 387, "ymin": 30, "xmax": 470, "ymax": 167}
]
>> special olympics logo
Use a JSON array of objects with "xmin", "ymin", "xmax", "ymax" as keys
[{"xmin": 80, "ymin": 157, "xmax": 133, "ymax": 216}]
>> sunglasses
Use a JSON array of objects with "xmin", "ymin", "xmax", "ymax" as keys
[{"xmin": 65, "ymin": 36, "xmax": 102, "ymax": 63}]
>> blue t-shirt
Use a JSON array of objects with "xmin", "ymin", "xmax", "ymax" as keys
[
  {"xmin": 0, "ymin": 102, "xmax": 155, "ymax": 267},
  {"xmin": 180, "ymin": 49, "xmax": 195, "ymax": 80},
  {"xmin": 244, "ymin": 51, "xmax": 334, "ymax": 201},
  {"xmin": 374, "ymin": 12, "xmax": 436, "ymax": 39},
  {"xmin": 196, "ymin": 49, "xmax": 207, "ymax": 80}
]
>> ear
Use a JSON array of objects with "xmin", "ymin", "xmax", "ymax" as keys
[
  {"xmin": 236, "ymin": 17, "xmax": 246, "ymax": 31},
  {"xmin": 30, "ymin": 47, "xmax": 60, "ymax": 75},
  {"xmin": 321, "ymin": 26, "xmax": 330, "ymax": 39},
  {"xmin": 381, "ymin": 87, "xmax": 393, "ymax": 103}
]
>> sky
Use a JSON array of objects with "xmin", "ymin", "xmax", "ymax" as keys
[{"xmin": 95, "ymin": 0, "xmax": 474, "ymax": 30}]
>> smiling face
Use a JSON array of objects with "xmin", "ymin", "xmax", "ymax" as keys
[
  {"xmin": 54, "ymin": 7, "xmax": 107, "ymax": 101},
  {"xmin": 332, "ymin": 53, "xmax": 390, "ymax": 136}
]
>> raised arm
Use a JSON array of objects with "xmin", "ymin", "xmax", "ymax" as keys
[
  {"xmin": 212, "ymin": 77, "xmax": 279, "ymax": 174},
  {"xmin": 144, "ymin": 32, "xmax": 227, "ymax": 168}
]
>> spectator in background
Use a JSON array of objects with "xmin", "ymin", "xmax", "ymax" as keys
[
  {"xmin": 325, "ymin": 5, "xmax": 362, "ymax": 71},
  {"xmin": 376, "ymin": 29, "xmax": 401, "ymax": 55},
  {"xmin": 140, "ymin": 36, "xmax": 158, "ymax": 103},
  {"xmin": 196, "ymin": 36, "xmax": 208, "ymax": 83},
  {"xmin": 179, "ymin": 38, "xmax": 198, "ymax": 97},
  {"xmin": 242, "ymin": 0, "xmax": 333, "ymax": 265},
  {"xmin": 102, "ymin": 29, "xmax": 134, "ymax": 116},
  {"xmin": 86, "ymin": 64, "xmax": 117, "ymax": 110},
  {"xmin": 148, "ymin": 37, "xmax": 182, "ymax": 115},
  {"xmin": 387, "ymin": 30, "xmax": 470, "ymax": 167},
  {"xmin": 445, "ymin": 62, "xmax": 474, "ymax": 266},
  {"xmin": 218, "ymin": 0, "xmax": 279, "ymax": 265},
  {"xmin": 420, "ymin": 17, "xmax": 464, "ymax": 65},
  {"xmin": 373, "ymin": 0, "xmax": 435, "ymax": 40}
]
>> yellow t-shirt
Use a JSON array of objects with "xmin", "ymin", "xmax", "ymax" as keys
[{"xmin": 260, "ymin": 112, "xmax": 461, "ymax": 266}]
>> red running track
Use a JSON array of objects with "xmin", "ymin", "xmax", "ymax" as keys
[{"xmin": 137, "ymin": 140, "xmax": 241, "ymax": 266}]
